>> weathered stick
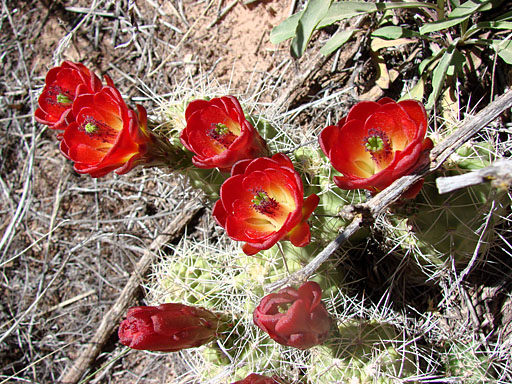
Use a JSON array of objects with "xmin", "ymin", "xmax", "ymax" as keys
[
  {"xmin": 436, "ymin": 159, "xmax": 512, "ymax": 194},
  {"xmin": 265, "ymin": 90, "xmax": 512, "ymax": 293},
  {"xmin": 59, "ymin": 206, "xmax": 202, "ymax": 384}
]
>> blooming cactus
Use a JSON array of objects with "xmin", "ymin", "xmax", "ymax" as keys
[
  {"xmin": 180, "ymin": 96, "xmax": 269, "ymax": 172},
  {"xmin": 319, "ymin": 98, "xmax": 433, "ymax": 195},
  {"xmin": 35, "ymin": 61, "xmax": 102, "ymax": 130},
  {"xmin": 118, "ymin": 303, "xmax": 219, "ymax": 352},
  {"xmin": 253, "ymin": 281, "xmax": 332, "ymax": 350},
  {"xmin": 60, "ymin": 84, "xmax": 157, "ymax": 177},
  {"xmin": 212, "ymin": 153, "xmax": 319, "ymax": 255}
]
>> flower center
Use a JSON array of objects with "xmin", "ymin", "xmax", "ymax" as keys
[
  {"xmin": 84, "ymin": 122, "xmax": 98, "ymax": 133},
  {"xmin": 363, "ymin": 128, "xmax": 393, "ymax": 167},
  {"xmin": 251, "ymin": 190, "xmax": 279, "ymax": 216},
  {"xmin": 47, "ymin": 86, "xmax": 73, "ymax": 106},
  {"xmin": 207, "ymin": 123, "xmax": 237, "ymax": 149},
  {"xmin": 56, "ymin": 94, "xmax": 73, "ymax": 105},
  {"xmin": 80, "ymin": 116, "xmax": 118, "ymax": 144}
]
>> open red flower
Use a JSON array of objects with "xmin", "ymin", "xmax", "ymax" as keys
[
  {"xmin": 232, "ymin": 373, "xmax": 286, "ymax": 384},
  {"xmin": 212, "ymin": 153, "xmax": 319, "ymax": 256},
  {"xmin": 35, "ymin": 61, "xmax": 102, "ymax": 130},
  {"xmin": 118, "ymin": 303, "xmax": 219, "ymax": 352},
  {"xmin": 319, "ymin": 98, "xmax": 433, "ymax": 194},
  {"xmin": 253, "ymin": 281, "xmax": 332, "ymax": 350},
  {"xmin": 60, "ymin": 85, "xmax": 154, "ymax": 177},
  {"xmin": 180, "ymin": 96, "xmax": 269, "ymax": 172}
]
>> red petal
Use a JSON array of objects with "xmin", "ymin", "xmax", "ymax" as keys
[
  {"xmin": 318, "ymin": 124, "xmax": 339, "ymax": 158},
  {"xmin": 345, "ymin": 101, "xmax": 382, "ymax": 123},
  {"xmin": 329, "ymin": 119, "xmax": 374, "ymax": 178}
]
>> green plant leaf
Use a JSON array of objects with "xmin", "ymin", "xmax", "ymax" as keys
[
  {"xmin": 319, "ymin": 2, "xmax": 440, "ymax": 26},
  {"xmin": 270, "ymin": 12, "xmax": 302, "ymax": 44},
  {"xmin": 464, "ymin": 20, "xmax": 512, "ymax": 40},
  {"xmin": 420, "ymin": 0, "xmax": 493, "ymax": 35},
  {"xmin": 420, "ymin": 16, "xmax": 470, "ymax": 34},
  {"xmin": 419, "ymin": 48, "xmax": 446, "ymax": 74},
  {"xmin": 493, "ymin": 39, "xmax": 512, "ymax": 64},
  {"xmin": 290, "ymin": 0, "xmax": 332, "ymax": 58},
  {"xmin": 449, "ymin": 0, "xmax": 492, "ymax": 18},
  {"xmin": 451, "ymin": 49, "xmax": 466, "ymax": 76},
  {"xmin": 426, "ymin": 45, "xmax": 456, "ymax": 110},
  {"xmin": 495, "ymin": 10, "xmax": 512, "ymax": 22},
  {"xmin": 320, "ymin": 29, "xmax": 355, "ymax": 56},
  {"xmin": 318, "ymin": 1, "xmax": 379, "ymax": 25},
  {"xmin": 372, "ymin": 26, "xmax": 420, "ymax": 39}
]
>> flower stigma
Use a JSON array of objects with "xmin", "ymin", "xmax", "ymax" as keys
[
  {"xmin": 365, "ymin": 136, "xmax": 384, "ymax": 153},
  {"xmin": 84, "ymin": 122, "xmax": 98, "ymax": 134},
  {"xmin": 214, "ymin": 123, "xmax": 229, "ymax": 135},
  {"xmin": 251, "ymin": 190, "xmax": 279, "ymax": 216},
  {"xmin": 363, "ymin": 128, "xmax": 393, "ymax": 167},
  {"xmin": 57, "ymin": 94, "xmax": 73, "ymax": 105}
]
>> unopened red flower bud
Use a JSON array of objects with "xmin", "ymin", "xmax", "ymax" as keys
[
  {"xmin": 253, "ymin": 281, "xmax": 332, "ymax": 350},
  {"xmin": 118, "ymin": 303, "xmax": 220, "ymax": 352},
  {"xmin": 231, "ymin": 373, "xmax": 287, "ymax": 384}
]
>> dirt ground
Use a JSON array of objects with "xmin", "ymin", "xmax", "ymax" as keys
[{"xmin": 1, "ymin": 0, "xmax": 512, "ymax": 383}]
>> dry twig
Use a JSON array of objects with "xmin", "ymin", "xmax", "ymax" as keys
[{"xmin": 436, "ymin": 159, "xmax": 512, "ymax": 193}]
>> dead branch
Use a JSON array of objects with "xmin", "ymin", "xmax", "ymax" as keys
[
  {"xmin": 436, "ymin": 159, "xmax": 512, "ymax": 194},
  {"xmin": 265, "ymin": 89, "xmax": 512, "ymax": 293},
  {"xmin": 59, "ymin": 206, "xmax": 202, "ymax": 384}
]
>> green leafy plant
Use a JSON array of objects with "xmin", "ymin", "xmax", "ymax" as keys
[{"xmin": 271, "ymin": 0, "xmax": 512, "ymax": 109}]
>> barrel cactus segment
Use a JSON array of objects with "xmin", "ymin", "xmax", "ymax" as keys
[
  {"xmin": 308, "ymin": 320, "xmax": 420, "ymax": 383},
  {"xmin": 148, "ymin": 238, "xmax": 330, "ymax": 383},
  {"xmin": 379, "ymin": 143, "xmax": 510, "ymax": 280},
  {"xmin": 442, "ymin": 341, "xmax": 497, "ymax": 382}
]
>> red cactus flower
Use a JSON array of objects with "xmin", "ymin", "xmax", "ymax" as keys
[
  {"xmin": 118, "ymin": 303, "xmax": 220, "ymax": 352},
  {"xmin": 231, "ymin": 373, "xmax": 287, "ymax": 384},
  {"xmin": 35, "ymin": 61, "xmax": 102, "ymax": 130},
  {"xmin": 60, "ymin": 84, "xmax": 164, "ymax": 177},
  {"xmin": 319, "ymin": 98, "xmax": 433, "ymax": 195},
  {"xmin": 180, "ymin": 96, "xmax": 269, "ymax": 172},
  {"xmin": 253, "ymin": 281, "xmax": 332, "ymax": 350},
  {"xmin": 212, "ymin": 153, "xmax": 319, "ymax": 256}
]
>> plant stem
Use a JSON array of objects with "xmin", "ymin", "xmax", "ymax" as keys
[{"xmin": 437, "ymin": 0, "xmax": 445, "ymax": 20}]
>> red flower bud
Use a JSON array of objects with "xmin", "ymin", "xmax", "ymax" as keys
[
  {"xmin": 35, "ymin": 61, "xmax": 102, "ymax": 130},
  {"xmin": 180, "ymin": 96, "xmax": 269, "ymax": 172},
  {"xmin": 212, "ymin": 153, "xmax": 319, "ymax": 255},
  {"xmin": 253, "ymin": 281, "xmax": 332, "ymax": 350},
  {"xmin": 319, "ymin": 98, "xmax": 433, "ymax": 196},
  {"xmin": 118, "ymin": 303, "xmax": 220, "ymax": 352},
  {"xmin": 231, "ymin": 373, "xmax": 287, "ymax": 384}
]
